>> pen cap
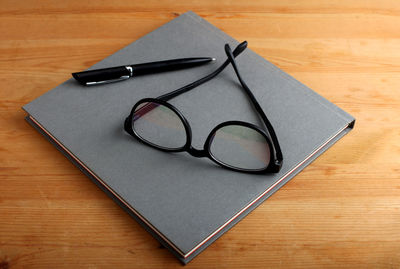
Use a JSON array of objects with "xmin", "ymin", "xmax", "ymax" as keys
[{"xmin": 72, "ymin": 66, "xmax": 131, "ymax": 86}]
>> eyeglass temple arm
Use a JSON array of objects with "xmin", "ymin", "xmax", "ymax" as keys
[
  {"xmin": 157, "ymin": 42, "xmax": 248, "ymax": 102},
  {"xmin": 224, "ymin": 44, "xmax": 283, "ymax": 162},
  {"xmin": 126, "ymin": 42, "xmax": 247, "ymax": 131}
]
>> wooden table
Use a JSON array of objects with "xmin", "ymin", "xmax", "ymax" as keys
[{"xmin": 1, "ymin": 1, "xmax": 399, "ymax": 268}]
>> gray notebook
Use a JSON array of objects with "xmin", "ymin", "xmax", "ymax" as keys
[{"xmin": 23, "ymin": 11, "xmax": 355, "ymax": 264}]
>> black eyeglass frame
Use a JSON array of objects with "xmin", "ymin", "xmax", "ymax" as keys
[{"xmin": 124, "ymin": 41, "xmax": 283, "ymax": 174}]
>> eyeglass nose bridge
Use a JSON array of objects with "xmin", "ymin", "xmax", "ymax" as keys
[{"xmin": 187, "ymin": 146, "xmax": 208, "ymax": 158}]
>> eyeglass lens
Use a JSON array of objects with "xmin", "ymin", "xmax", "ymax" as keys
[
  {"xmin": 209, "ymin": 124, "xmax": 271, "ymax": 170},
  {"xmin": 132, "ymin": 102, "xmax": 187, "ymax": 150}
]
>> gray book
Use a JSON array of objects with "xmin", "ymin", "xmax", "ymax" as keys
[{"xmin": 23, "ymin": 11, "xmax": 355, "ymax": 264}]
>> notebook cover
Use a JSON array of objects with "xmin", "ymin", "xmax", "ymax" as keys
[{"xmin": 23, "ymin": 11, "xmax": 355, "ymax": 264}]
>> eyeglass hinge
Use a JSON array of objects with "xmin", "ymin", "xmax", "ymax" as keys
[{"xmin": 270, "ymin": 160, "xmax": 283, "ymax": 173}]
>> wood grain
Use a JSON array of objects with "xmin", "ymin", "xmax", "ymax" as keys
[{"xmin": 1, "ymin": 0, "xmax": 400, "ymax": 268}]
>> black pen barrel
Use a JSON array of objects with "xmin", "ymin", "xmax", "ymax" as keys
[{"xmin": 131, "ymin": 57, "xmax": 213, "ymax": 76}]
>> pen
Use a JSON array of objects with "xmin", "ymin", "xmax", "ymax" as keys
[{"xmin": 72, "ymin": 57, "xmax": 216, "ymax": 86}]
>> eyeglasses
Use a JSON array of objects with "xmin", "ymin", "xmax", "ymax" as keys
[{"xmin": 124, "ymin": 41, "xmax": 283, "ymax": 174}]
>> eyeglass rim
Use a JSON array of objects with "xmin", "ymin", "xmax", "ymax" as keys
[
  {"xmin": 128, "ymin": 98, "xmax": 192, "ymax": 152},
  {"xmin": 125, "ymin": 98, "xmax": 276, "ymax": 173},
  {"xmin": 205, "ymin": 120, "xmax": 273, "ymax": 173}
]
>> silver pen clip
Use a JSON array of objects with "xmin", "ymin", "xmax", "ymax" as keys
[
  {"xmin": 85, "ymin": 66, "xmax": 133, "ymax": 86},
  {"xmin": 85, "ymin": 75, "xmax": 130, "ymax": 86}
]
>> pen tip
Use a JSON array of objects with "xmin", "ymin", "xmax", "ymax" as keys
[{"xmin": 211, "ymin": 58, "xmax": 216, "ymax": 61}]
